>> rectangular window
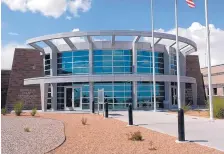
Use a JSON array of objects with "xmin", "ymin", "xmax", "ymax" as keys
[{"xmin": 213, "ymin": 88, "xmax": 217, "ymax": 95}]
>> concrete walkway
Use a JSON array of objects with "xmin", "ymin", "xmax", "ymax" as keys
[{"xmin": 109, "ymin": 111, "xmax": 224, "ymax": 152}]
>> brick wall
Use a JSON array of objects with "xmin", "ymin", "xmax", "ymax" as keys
[
  {"xmin": 186, "ymin": 55, "xmax": 206, "ymax": 105},
  {"xmin": 6, "ymin": 48, "xmax": 43, "ymax": 110},
  {"xmin": 1, "ymin": 70, "xmax": 11, "ymax": 108}
]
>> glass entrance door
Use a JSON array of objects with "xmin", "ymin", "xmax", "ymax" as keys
[
  {"xmin": 171, "ymin": 86, "xmax": 177, "ymax": 107},
  {"xmin": 65, "ymin": 87, "xmax": 82, "ymax": 110},
  {"xmin": 73, "ymin": 87, "xmax": 82, "ymax": 110}
]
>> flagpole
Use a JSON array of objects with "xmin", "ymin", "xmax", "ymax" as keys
[
  {"xmin": 151, "ymin": 0, "xmax": 156, "ymax": 112},
  {"xmin": 205, "ymin": 0, "xmax": 213, "ymax": 120},
  {"xmin": 175, "ymin": 0, "xmax": 181, "ymax": 109}
]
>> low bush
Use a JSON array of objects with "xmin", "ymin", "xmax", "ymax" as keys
[
  {"xmin": 81, "ymin": 117, "xmax": 87, "ymax": 125},
  {"xmin": 148, "ymin": 141, "xmax": 156, "ymax": 150},
  {"xmin": 127, "ymin": 131, "xmax": 143, "ymax": 141},
  {"xmin": 216, "ymin": 108, "xmax": 224, "ymax": 119},
  {"xmin": 31, "ymin": 108, "xmax": 37, "ymax": 116},
  {"xmin": 24, "ymin": 127, "xmax": 30, "ymax": 132},
  {"xmin": 14, "ymin": 101, "xmax": 23, "ymax": 116},
  {"xmin": 208, "ymin": 97, "xmax": 224, "ymax": 119},
  {"xmin": 1, "ymin": 108, "xmax": 7, "ymax": 115},
  {"xmin": 183, "ymin": 104, "xmax": 190, "ymax": 112}
]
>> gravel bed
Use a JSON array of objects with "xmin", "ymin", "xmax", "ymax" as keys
[
  {"xmin": 1, "ymin": 116, "xmax": 65, "ymax": 154},
  {"xmin": 36, "ymin": 113, "xmax": 223, "ymax": 154}
]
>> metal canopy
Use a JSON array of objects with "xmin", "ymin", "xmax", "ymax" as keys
[{"xmin": 26, "ymin": 30, "xmax": 197, "ymax": 55}]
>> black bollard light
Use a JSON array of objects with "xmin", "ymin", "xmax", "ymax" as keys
[
  {"xmin": 178, "ymin": 108, "xmax": 185, "ymax": 141},
  {"xmin": 105, "ymin": 102, "xmax": 108, "ymax": 118},
  {"xmin": 128, "ymin": 103, "xmax": 133, "ymax": 125},
  {"xmin": 92, "ymin": 101, "xmax": 95, "ymax": 114}
]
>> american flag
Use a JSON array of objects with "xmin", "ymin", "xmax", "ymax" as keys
[{"xmin": 186, "ymin": 0, "xmax": 196, "ymax": 8}]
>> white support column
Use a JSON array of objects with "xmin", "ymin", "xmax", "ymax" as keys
[
  {"xmin": 132, "ymin": 42, "xmax": 137, "ymax": 109},
  {"xmin": 51, "ymin": 83, "xmax": 57, "ymax": 111},
  {"xmin": 89, "ymin": 82, "xmax": 93, "ymax": 110},
  {"xmin": 51, "ymin": 51, "xmax": 57, "ymax": 76},
  {"xmin": 89, "ymin": 42, "xmax": 93, "ymax": 75},
  {"xmin": 40, "ymin": 83, "xmax": 49, "ymax": 112},
  {"xmin": 132, "ymin": 43, "xmax": 137, "ymax": 74},
  {"xmin": 133, "ymin": 81, "xmax": 137, "ymax": 109}
]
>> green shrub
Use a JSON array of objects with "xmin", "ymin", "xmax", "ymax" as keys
[
  {"xmin": 216, "ymin": 108, "xmax": 224, "ymax": 119},
  {"xmin": 128, "ymin": 131, "xmax": 143, "ymax": 141},
  {"xmin": 14, "ymin": 102, "xmax": 23, "ymax": 116},
  {"xmin": 183, "ymin": 104, "xmax": 190, "ymax": 112},
  {"xmin": 1, "ymin": 108, "xmax": 7, "ymax": 115},
  {"xmin": 81, "ymin": 117, "xmax": 87, "ymax": 125},
  {"xmin": 31, "ymin": 108, "xmax": 37, "ymax": 116},
  {"xmin": 24, "ymin": 127, "xmax": 30, "ymax": 132}
]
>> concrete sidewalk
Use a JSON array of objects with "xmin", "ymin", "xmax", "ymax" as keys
[{"xmin": 109, "ymin": 111, "xmax": 224, "ymax": 152}]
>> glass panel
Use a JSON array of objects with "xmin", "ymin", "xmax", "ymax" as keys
[{"xmin": 74, "ymin": 88, "xmax": 81, "ymax": 108}]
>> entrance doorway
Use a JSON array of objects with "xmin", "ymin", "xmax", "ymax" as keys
[
  {"xmin": 171, "ymin": 86, "xmax": 177, "ymax": 107},
  {"xmin": 64, "ymin": 87, "xmax": 82, "ymax": 110}
]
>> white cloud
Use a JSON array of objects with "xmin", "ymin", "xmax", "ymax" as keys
[
  {"xmin": 8, "ymin": 32, "xmax": 19, "ymax": 36},
  {"xmin": 26, "ymin": 0, "xmax": 67, "ymax": 18},
  {"xmin": 72, "ymin": 28, "xmax": 80, "ymax": 32},
  {"xmin": 1, "ymin": 43, "xmax": 28, "ymax": 70},
  {"xmin": 68, "ymin": 0, "xmax": 92, "ymax": 17},
  {"xmin": 66, "ymin": 16, "xmax": 72, "ymax": 20},
  {"xmin": 144, "ymin": 22, "xmax": 224, "ymax": 67},
  {"xmin": 2, "ymin": 0, "xmax": 92, "ymax": 18}
]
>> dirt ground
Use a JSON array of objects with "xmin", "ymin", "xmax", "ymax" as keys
[
  {"xmin": 169, "ymin": 110, "xmax": 210, "ymax": 118},
  {"xmin": 19, "ymin": 112, "xmax": 221, "ymax": 154},
  {"xmin": 3, "ymin": 112, "xmax": 223, "ymax": 154}
]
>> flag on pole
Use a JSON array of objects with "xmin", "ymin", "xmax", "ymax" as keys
[{"xmin": 186, "ymin": 0, "xmax": 196, "ymax": 8}]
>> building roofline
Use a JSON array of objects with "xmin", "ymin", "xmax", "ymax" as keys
[
  {"xmin": 26, "ymin": 30, "xmax": 197, "ymax": 55},
  {"xmin": 201, "ymin": 63, "xmax": 224, "ymax": 69}
]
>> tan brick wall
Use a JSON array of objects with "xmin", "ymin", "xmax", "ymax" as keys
[
  {"xmin": 201, "ymin": 64, "xmax": 224, "ymax": 74},
  {"xmin": 217, "ymin": 88, "xmax": 224, "ymax": 96},
  {"xmin": 201, "ymin": 64, "xmax": 224, "ymax": 97}
]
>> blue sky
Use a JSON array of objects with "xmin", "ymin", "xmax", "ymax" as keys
[
  {"xmin": 1, "ymin": 0, "xmax": 224, "ymax": 69},
  {"xmin": 2, "ymin": 0, "xmax": 224, "ymax": 44}
]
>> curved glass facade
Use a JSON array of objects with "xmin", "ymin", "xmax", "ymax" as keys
[
  {"xmin": 44, "ymin": 50, "xmax": 167, "ymax": 110},
  {"xmin": 93, "ymin": 50, "xmax": 132, "ymax": 74},
  {"xmin": 170, "ymin": 52, "xmax": 177, "ymax": 75},
  {"xmin": 57, "ymin": 50, "xmax": 89, "ymax": 75},
  {"xmin": 44, "ymin": 54, "xmax": 51, "ymax": 76},
  {"xmin": 137, "ymin": 51, "xmax": 164, "ymax": 74},
  {"xmin": 94, "ymin": 82, "xmax": 132, "ymax": 109},
  {"xmin": 137, "ymin": 82, "xmax": 165, "ymax": 108}
]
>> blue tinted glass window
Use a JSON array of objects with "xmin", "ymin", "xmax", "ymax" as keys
[
  {"xmin": 93, "ymin": 50, "xmax": 132, "ymax": 75},
  {"xmin": 57, "ymin": 50, "xmax": 89, "ymax": 75},
  {"xmin": 137, "ymin": 50, "xmax": 164, "ymax": 74},
  {"xmin": 94, "ymin": 82, "xmax": 132, "ymax": 109}
]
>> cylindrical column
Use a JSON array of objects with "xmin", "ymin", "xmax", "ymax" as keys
[
  {"xmin": 205, "ymin": 0, "xmax": 213, "ymax": 120},
  {"xmin": 175, "ymin": 0, "xmax": 181, "ymax": 109},
  {"xmin": 178, "ymin": 108, "xmax": 185, "ymax": 141},
  {"xmin": 128, "ymin": 103, "xmax": 133, "ymax": 125},
  {"xmin": 132, "ymin": 81, "xmax": 137, "ymax": 109}
]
